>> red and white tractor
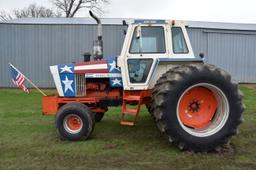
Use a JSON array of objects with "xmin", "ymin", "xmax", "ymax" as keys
[{"xmin": 42, "ymin": 11, "xmax": 244, "ymax": 152}]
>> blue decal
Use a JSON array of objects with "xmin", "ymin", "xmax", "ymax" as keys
[
  {"xmin": 58, "ymin": 64, "xmax": 76, "ymax": 97},
  {"xmin": 110, "ymin": 77, "xmax": 122, "ymax": 87},
  {"xmin": 158, "ymin": 58, "xmax": 204, "ymax": 62},
  {"xmin": 58, "ymin": 64, "xmax": 74, "ymax": 74},
  {"xmin": 107, "ymin": 57, "xmax": 121, "ymax": 73},
  {"xmin": 107, "ymin": 57, "xmax": 123, "ymax": 87}
]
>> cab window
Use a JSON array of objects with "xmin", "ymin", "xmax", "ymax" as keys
[
  {"xmin": 172, "ymin": 27, "xmax": 189, "ymax": 54},
  {"xmin": 128, "ymin": 59, "xmax": 153, "ymax": 83},
  {"xmin": 129, "ymin": 26, "xmax": 165, "ymax": 53}
]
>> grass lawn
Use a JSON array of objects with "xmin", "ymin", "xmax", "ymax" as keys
[{"xmin": 0, "ymin": 85, "xmax": 256, "ymax": 170}]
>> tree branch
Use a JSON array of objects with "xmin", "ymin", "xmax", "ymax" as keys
[{"xmin": 51, "ymin": 0, "xmax": 109, "ymax": 17}]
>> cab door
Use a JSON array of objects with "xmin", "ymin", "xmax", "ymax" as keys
[{"xmin": 120, "ymin": 24, "xmax": 169, "ymax": 90}]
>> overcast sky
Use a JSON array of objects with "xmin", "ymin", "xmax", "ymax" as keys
[{"xmin": 1, "ymin": 0, "xmax": 256, "ymax": 23}]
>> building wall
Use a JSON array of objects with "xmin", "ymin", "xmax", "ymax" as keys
[
  {"xmin": 0, "ymin": 24, "xmax": 126, "ymax": 87},
  {"xmin": 188, "ymin": 28, "xmax": 256, "ymax": 83},
  {"xmin": 0, "ymin": 23, "xmax": 255, "ymax": 88}
]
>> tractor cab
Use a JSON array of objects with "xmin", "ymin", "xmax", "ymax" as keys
[{"xmin": 118, "ymin": 19, "xmax": 199, "ymax": 90}]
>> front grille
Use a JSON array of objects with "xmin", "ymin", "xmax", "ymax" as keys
[{"xmin": 75, "ymin": 74, "xmax": 86, "ymax": 96}]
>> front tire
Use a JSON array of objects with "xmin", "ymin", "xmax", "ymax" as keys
[
  {"xmin": 151, "ymin": 64, "xmax": 244, "ymax": 152},
  {"xmin": 56, "ymin": 103, "xmax": 95, "ymax": 141}
]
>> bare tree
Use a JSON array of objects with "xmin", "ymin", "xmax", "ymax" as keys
[
  {"xmin": 51, "ymin": 0, "xmax": 109, "ymax": 17},
  {"xmin": 13, "ymin": 4, "xmax": 62, "ymax": 18},
  {"xmin": 0, "ymin": 11, "xmax": 13, "ymax": 21},
  {"xmin": 0, "ymin": 4, "xmax": 62, "ymax": 21},
  {"xmin": 0, "ymin": 1, "xmax": 108, "ymax": 22}
]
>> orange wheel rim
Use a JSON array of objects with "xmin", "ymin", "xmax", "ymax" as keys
[
  {"xmin": 66, "ymin": 115, "xmax": 82, "ymax": 130},
  {"xmin": 178, "ymin": 86, "xmax": 217, "ymax": 129}
]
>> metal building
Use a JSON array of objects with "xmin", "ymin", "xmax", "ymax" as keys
[{"xmin": 0, "ymin": 18, "xmax": 256, "ymax": 88}]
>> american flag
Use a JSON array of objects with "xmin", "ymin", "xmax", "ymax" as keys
[{"xmin": 10, "ymin": 64, "xmax": 29, "ymax": 93}]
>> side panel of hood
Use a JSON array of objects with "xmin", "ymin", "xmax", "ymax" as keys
[
  {"xmin": 50, "ymin": 64, "xmax": 76, "ymax": 97},
  {"xmin": 50, "ymin": 57, "xmax": 122, "ymax": 97}
]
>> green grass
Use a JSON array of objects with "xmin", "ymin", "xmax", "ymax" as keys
[{"xmin": 0, "ymin": 85, "xmax": 256, "ymax": 170}]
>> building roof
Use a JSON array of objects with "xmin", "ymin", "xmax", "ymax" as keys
[
  {"xmin": 2, "ymin": 17, "xmax": 129, "ymax": 25},
  {"xmin": 1, "ymin": 17, "xmax": 256, "ymax": 31}
]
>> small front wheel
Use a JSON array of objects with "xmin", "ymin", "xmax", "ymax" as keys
[{"xmin": 56, "ymin": 103, "xmax": 95, "ymax": 140}]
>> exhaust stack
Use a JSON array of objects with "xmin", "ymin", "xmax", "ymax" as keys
[{"xmin": 89, "ymin": 10, "xmax": 103, "ymax": 60}]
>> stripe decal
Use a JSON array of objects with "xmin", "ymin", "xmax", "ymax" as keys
[
  {"xmin": 75, "ymin": 64, "xmax": 108, "ymax": 70},
  {"xmin": 74, "ymin": 60, "xmax": 108, "ymax": 74},
  {"xmin": 75, "ymin": 68, "xmax": 108, "ymax": 74},
  {"xmin": 158, "ymin": 58, "xmax": 204, "ymax": 62},
  {"xmin": 85, "ymin": 73, "xmax": 122, "ymax": 78}
]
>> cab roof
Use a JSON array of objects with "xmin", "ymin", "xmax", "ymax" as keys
[{"xmin": 133, "ymin": 19, "xmax": 166, "ymax": 24}]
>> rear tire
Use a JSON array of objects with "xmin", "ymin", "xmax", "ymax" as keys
[
  {"xmin": 146, "ymin": 105, "xmax": 155, "ymax": 119},
  {"xmin": 151, "ymin": 64, "xmax": 244, "ymax": 152},
  {"xmin": 56, "ymin": 102, "xmax": 95, "ymax": 141}
]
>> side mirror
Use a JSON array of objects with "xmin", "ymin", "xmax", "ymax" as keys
[{"xmin": 136, "ymin": 25, "xmax": 142, "ymax": 39}]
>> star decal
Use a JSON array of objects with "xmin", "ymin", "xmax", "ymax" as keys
[
  {"xmin": 108, "ymin": 60, "xmax": 120, "ymax": 72},
  {"xmin": 112, "ymin": 78, "xmax": 122, "ymax": 86},
  {"xmin": 60, "ymin": 65, "xmax": 73, "ymax": 73},
  {"xmin": 62, "ymin": 76, "xmax": 74, "ymax": 93}
]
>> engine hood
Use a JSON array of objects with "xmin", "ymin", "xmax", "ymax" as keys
[{"xmin": 50, "ymin": 57, "xmax": 122, "ymax": 97}]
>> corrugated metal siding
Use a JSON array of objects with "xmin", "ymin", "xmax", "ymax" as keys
[
  {"xmin": 187, "ymin": 28, "xmax": 256, "ymax": 83},
  {"xmin": 206, "ymin": 31, "xmax": 256, "ymax": 83},
  {"xmin": 0, "ymin": 24, "xmax": 126, "ymax": 87},
  {"xmin": 187, "ymin": 28, "xmax": 208, "ymax": 57},
  {"xmin": 0, "ymin": 23, "xmax": 256, "ymax": 88}
]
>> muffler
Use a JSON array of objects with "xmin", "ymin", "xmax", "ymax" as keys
[{"xmin": 89, "ymin": 10, "xmax": 103, "ymax": 60}]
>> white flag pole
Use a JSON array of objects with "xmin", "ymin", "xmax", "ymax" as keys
[{"xmin": 9, "ymin": 62, "xmax": 47, "ymax": 96}]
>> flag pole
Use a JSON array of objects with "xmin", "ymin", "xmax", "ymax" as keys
[{"xmin": 9, "ymin": 63, "xmax": 47, "ymax": 96}]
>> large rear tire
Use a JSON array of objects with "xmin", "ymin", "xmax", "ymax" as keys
[
  {"xmin": 56, "ymin": 102, "xmax": 95, "ymax": 141},
  {"xmin": 151, "ymin": 64, "xmax": 244, "ymax": 152}
]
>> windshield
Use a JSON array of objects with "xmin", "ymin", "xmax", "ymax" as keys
[{"xmin": 129, "ymin": 26, "xmax": 166, "ymax": 54}]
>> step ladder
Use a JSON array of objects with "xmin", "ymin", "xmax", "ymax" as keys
[{"xmin": 120, "ymin": 90, "xmax": 151, "ymax": 126}]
